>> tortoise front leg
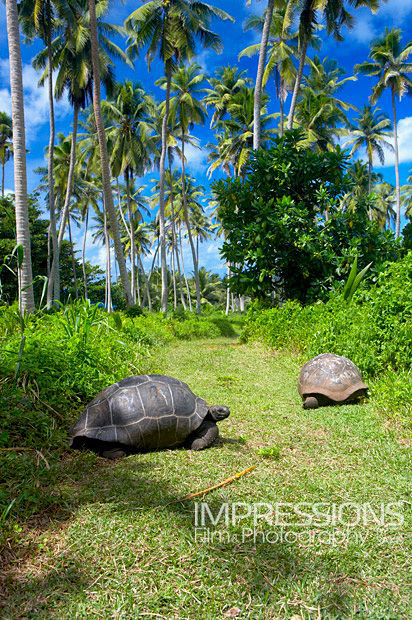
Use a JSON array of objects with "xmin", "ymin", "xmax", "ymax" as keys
[{"xmin": 186, "ymin": 420, "xmax": 219, "ymax": 451}]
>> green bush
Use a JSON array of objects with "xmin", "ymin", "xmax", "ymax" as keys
[{"xmin": 242, "ymin": 253, "xmax": 412, "ymax": 421}]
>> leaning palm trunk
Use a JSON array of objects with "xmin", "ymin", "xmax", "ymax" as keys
[
  {"xmin": 6, "ymin": 0, "xmax": 35, "ymax": 312},
  {"xmin": 158, "ymin": 65, "xmax": 172, "ymax": 312},
  {"xmin": 254, "ymin": 0, "xmax": 275, "ymax": 149},
  {"xmin": 287, "ymin": 38, "xmax": 308, "ymax": 130},
  {"xmin": 82, "ymin": 207, "xmax": 89, "ymax": 299},
  {"xmin": 392, "ymin": 88, "xmax": 401, "ymax": 239},
  {"xmin": 181, "ymin": 136, "xmax": 201, "ymax": 313},
  {"xmin": 88, "ymin": 0, "xmax": 132, "ymax": 306},
  {"xmin": 46, "ymin": 26, "xmax": 58, "ymax": 308},
  {"xmin": 171, "ymin": 247, "xmax": 177, "ymax": 309}
]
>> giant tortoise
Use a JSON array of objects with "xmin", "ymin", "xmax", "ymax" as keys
[
  {"xmin": 298, "ymin": 353, "xmax": 368, "ymax": 409},
  {"xmin": 70, "ymin": 374, "xmax": 230, "ymax": 459}
]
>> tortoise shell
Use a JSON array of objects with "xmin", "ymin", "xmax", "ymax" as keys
[
  {"xmin": 298, "ymin": 354, "xmax": 368, "ymax": 403},
  {"xmin": 70, "ymin": 375, "xmax": 208, "ymax": 451}
]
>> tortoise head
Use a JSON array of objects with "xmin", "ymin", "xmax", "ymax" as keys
[{"xmin": 208, "ymin": 405, "xmax": 230, "ymax": 422}]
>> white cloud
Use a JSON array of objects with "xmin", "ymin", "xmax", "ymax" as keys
[
  {"xmin": 379, "ymin": 0, "xmax": 412, "ymax": 18},
  {"xmin": 0, "ymin": 57, "xmax": 71, "ymax": 144},
  {"xmin": 348, "ymin": 13, "xmax": 377, "ymax": 44},
  {"xmin": 184, "ymin": 143, "xmax": 208, "ymax": 174},
  {"xmin": 375, "ymin": 116, "xmax": 412, "ymax": 168}
]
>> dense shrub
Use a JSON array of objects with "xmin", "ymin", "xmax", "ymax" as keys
[
  {"xmin": 213, "ymin": 131, "xmax": 400, "ymax": 303},
  {"xmin": 242, "ymin": 254, "xmax": 412, "ymax": 421}
]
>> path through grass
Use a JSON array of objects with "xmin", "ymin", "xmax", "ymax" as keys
[{"xmin": 1, "ymin": 338, "xmax": 411, "ymax": 618}]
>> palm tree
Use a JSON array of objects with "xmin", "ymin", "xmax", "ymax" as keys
[
  {"xmin": 246, "ymin": 0, "xmax": 276, "ymax": 149},
  {"xmin": 34, "ymin": 0, "xmax": 127, "ymax": 302},
  {"xmin": 18, "ymin": 0, "xmax": 72, "ymax": 307},
  {"xmin": 0, "ymin": 112, "xmax": 13, "ymax": 197},
  {"xmin": 88, "ymin": 0, "xmax": 133, "ymax": 306},
  {"xmin": 209, "ymin": 87, "xmax": 275, "ymax": 177},
  {"xmin": 294, "ymin": 56, "xmax": 356, "ymax": 151},
  {"xmin": 125, "ymin": 0, "xmax": 233, "ymax": 313},
  {"xmin": 103, "ymin": 81, "xmax": 156, "ymax": 303},
  {"xmin": 343, "ymin": 105, "xmax": 393, "ymax": 194},
  {"xmin": 374, "ymin": 181, "xmax": 396, "ymax": 230},
  {"xmin": 204, "ymin": 66, "xmax": 251, "ymax": 129},
  {"xmin": 356, "ymin": 28, "xmax": 412, "ymax": 238},
  {"xmin": 5, "ymin": 0, "xmax": 35, "ymax": 311},
  {"xmin": 240, "ymin": 2, "xmax": 298, "ymax": 136},
  {"xmin": 287, "ymin": 0, "xmax": 380, "ymax": 130},
  {"xmin": 401, "ymin": 171, "xmax": 412, "ymax": 220},
  {"xmin": 158, "ymin": 63, "xmax": 207, "ymax": 313}
]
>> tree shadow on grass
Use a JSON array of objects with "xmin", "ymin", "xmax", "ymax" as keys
[{"xmin": 0, "ymin": 449, "xmax": 365, "ymax": 619}]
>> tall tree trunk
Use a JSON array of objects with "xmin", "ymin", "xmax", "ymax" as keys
[
  {"xmin": 168, "ymin": 159, "xmax": 186, "ymax": 309},
  {"xmin": 136, "ymin": 262, "xmax": 141, "ymax": 306},
  {"xmin": 88, "ymin": 0, "xmax": 132, "ymax": 306},
  {"xmin": 179, "ymin": 225, "xmax": 192, "ymax": 312},
  {"xmin": 287, "ymin": 38, "xmax": 308, "ymax": 130},
  {"xmin": 159, "ymin": 64, "xmax": 172, "ymax": 312},
  {"xmin": 1, "ymin": 160, "xmax": 5, "ymax": 197},
  {"xmin": 392, "ymin": 88, "xmax": 401, "ymax": 239},
  {"xmin": 368, "ymin": 153, "xmax": 373, "ymax": 221},
  {"xmin": 104, "ymin": 206, "xmax": 112, "ymax": 312},
  {"xmin": 181, "ymin": 136, "xmax": 201, "ymax": 313},
  {"xmin": 46, "ymin": 24, "xmax": 58, "ymax": 308},
  {"xmin": 50, "ymin": 102, "xmax": 79, "ymax": 303},
  {"xmin": 82, "ymin": 207, "xmax": 89, "ymax": 299},
  {"xmin": 47, "ymin": 223, "xmax": 51, "ymax": 278},
  {"xmin": 6, "ymin": 0, "xmax": 35, "ymax": 312},
  {"xmin": 279, "ymin": 76, "xmax": 285, "ymax": 137},
  {"xmin": 171, "ymin": 246, "xmax": 177, "ymax": 310},
  {"xmin": 67, "ymin": 216, "xmax": 79, "ymax": 299},
  {"xmin": 138, "ymin": 254, "xmax": 152, "ymax": 311},
  {"xmin": 254, "ymin": 0, "xmax": 275, "ymax": 149},
  {"xmin": 125, "ymin": 168, "xmax": 136, "ymax": 303},
  {"xmin": 225, "ymin": 263, "xmax": 231, "ymax": 316}
]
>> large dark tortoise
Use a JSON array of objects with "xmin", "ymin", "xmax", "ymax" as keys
[
  {"xmin": 298, "ymin": 353, "xmax": 368, "ymax": 409},
  {"xmin": 70, "ymin": 374, "xmax": 230, "ymax": 459}
]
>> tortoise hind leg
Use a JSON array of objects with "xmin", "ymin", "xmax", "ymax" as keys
[{"xmin": 186, "ymin": 420, "xmax": 219, "ymax": 451}]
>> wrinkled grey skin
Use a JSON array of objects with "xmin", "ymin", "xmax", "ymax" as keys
[
  {"xmin": 70, "ymin": 375, "xmax": 230, "ymax": 459},
  {"xmin": 299, "ymin": 353, "xmax": 368, "ymax": 409}
]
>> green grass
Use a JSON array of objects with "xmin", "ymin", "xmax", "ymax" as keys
[{"xmin": 1, "ymin": 338, "xmax": 411, "ymax": 618}]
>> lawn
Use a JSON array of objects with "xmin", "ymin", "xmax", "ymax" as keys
[{"xmin": 0, "ymin": 337, "xmax": 411, "ymax": 619}]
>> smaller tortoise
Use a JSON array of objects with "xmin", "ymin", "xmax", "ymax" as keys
[
  {"xmin": 298, "ymin": 353, "xmax": 368, "ymax": 409},
  {"xmin": 70, "ymin": 374, "xmax": 230, "ymax": 459}
]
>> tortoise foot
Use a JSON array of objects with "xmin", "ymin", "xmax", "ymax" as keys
[
  {"xmin": 303, "ymin": 396, "xmax": 319, "ymax": 409},
  {"xmin": 101, "ymin": 448, "xmax": 126, "ymax": 460}
]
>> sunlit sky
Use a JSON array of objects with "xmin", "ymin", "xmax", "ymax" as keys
[{"xmin": 1, "ymin": 0, "xmax": 412, "ymax": 275}]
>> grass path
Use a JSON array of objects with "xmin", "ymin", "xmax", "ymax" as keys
[{"xmin": 1, "ymin": 338, "xmax": 411, "ymax": 619}]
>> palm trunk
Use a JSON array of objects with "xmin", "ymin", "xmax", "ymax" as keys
[
  {"xmin": 104, "ymin": 206, "xmax": 112, "ymax": 312},
  {"xmin": 159, "ymin": 64, "xmax": 172, "ymax": 312},
  {"xmin": 181, "ymin": 136, "xmax": 201, "ymax": 313},
  {"xmin": 6, "ymin": 0, "xmax": 35, "ymax": 312},
  {"xmin": 125, "ymin": 168, "xmax": 136, "ymax": 303},
  {"xmin": 67, "ymin": 216, "xmax": 79, "ymax": 299},
  {"xmin": 392, "ymin": 88, "xmax": 401, "ymax": 239},
  {"xmin": 138, "ymin": 254, "xmax": 152, "ymax": 311},
  {"xmin": 51, "ymin": 102, "xmax": 79, "ymax": 303},
  {"xmin": 2, "ymin": 160, "xmax": 5, "ymax": 197},
  {"xmin": 368, "ymin": 154, "xmax": 373, "ymax": 221},
  {"xmin": 254, "ymin": 0, "xmax": 275, "ymax": 149},
  {"xmin": 82, "ymin": 207, "xmax": 89, "ymax": 299},
  {"xmin": 168, "ymin": 159, "xmax": 186, "ymax": 309},
  {"xmin": 179, "ymin": 225, "xmax": 192, "ymax": 312},
  {"xmin": 88, "ymin": 0, "xmax": 132, "ymax": 306},
  {"xmin": 287, "ymin": 37, "xmax": 308, "ymax": 130},
  {"xmin": 136, "ymin": 262, "xmax": 141, "ymax": 306},
  {"xmin": 225, "ymin": 263, "xmax": 231, "ymax": 316},
  {"xmin": 171, "ymin": 246, "xmax": 177, "ymax": 309},
  {"xmin": 46, "ymin": 24, "xmax": 58, "ymax": 308},
  {"xmin": 279, "ymin": 76, "xmax": 285, "ymax": 137},
  {"xmin": 47, "ymin": 223, "xmax": 51, "ymax": 277}
]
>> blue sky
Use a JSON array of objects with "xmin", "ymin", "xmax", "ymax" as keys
[{"xmin": 1, "ymin": 0, "xmax": 412, "ymax": 275}]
